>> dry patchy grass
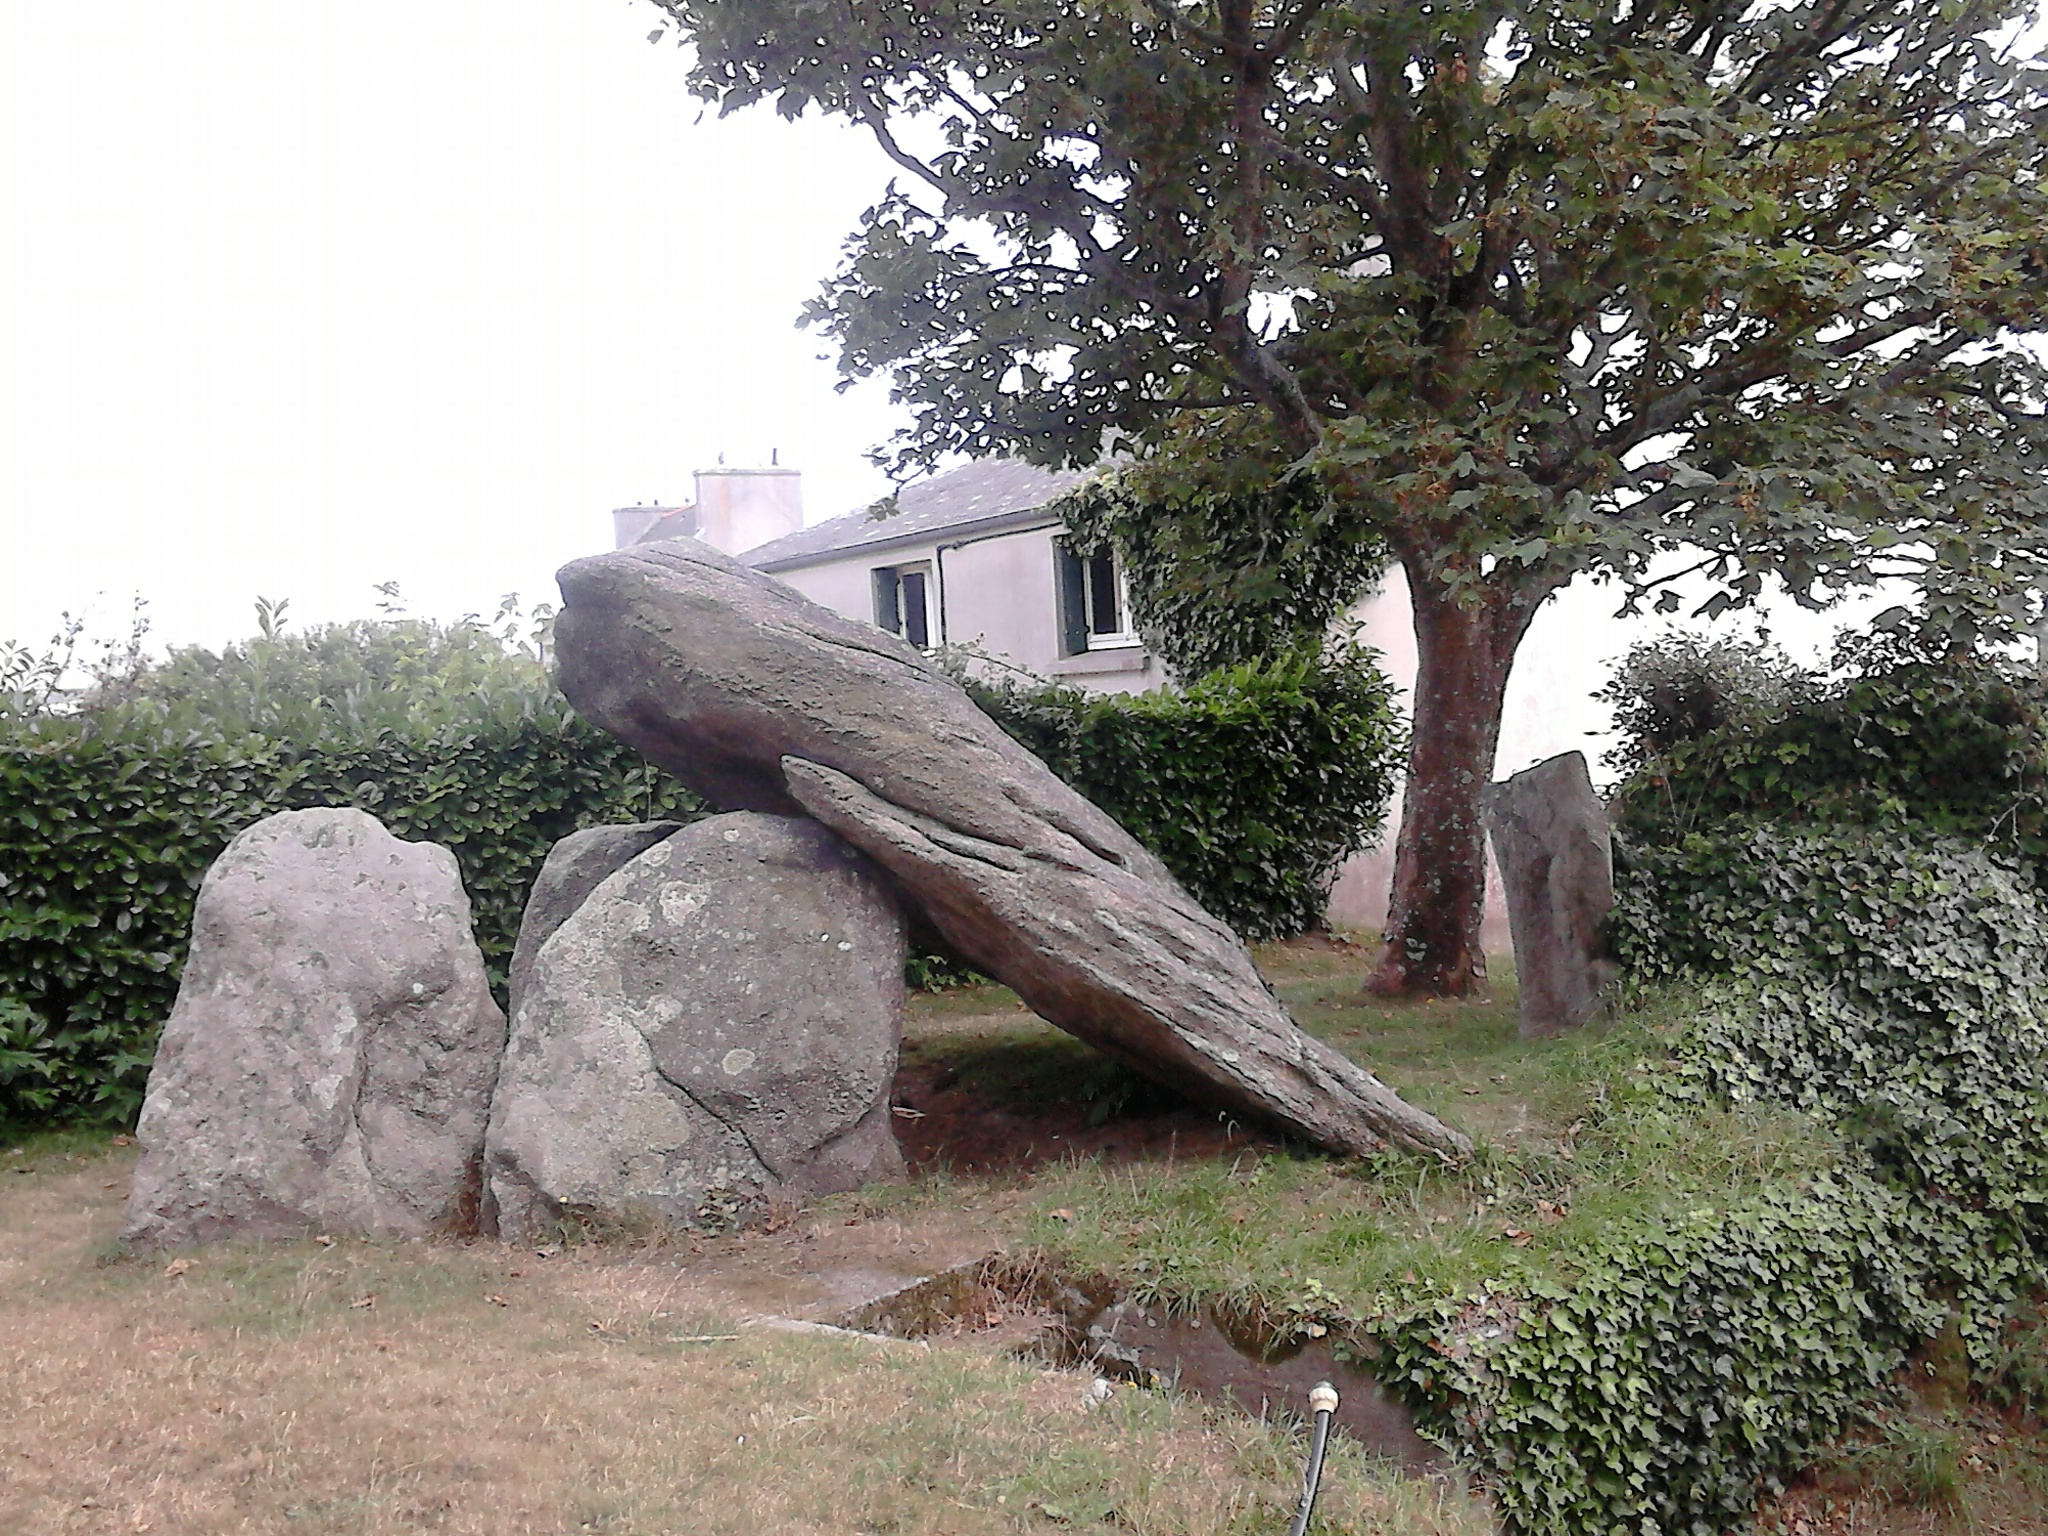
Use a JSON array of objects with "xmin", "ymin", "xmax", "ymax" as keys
[{"xmin": 0, "ymin": 1145, "xmax": 1491, "ymax": 1536}]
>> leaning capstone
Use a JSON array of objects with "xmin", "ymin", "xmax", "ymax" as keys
[
  {"xmin": 1482, "ymin": 752, "xmax": 1617, "ymax": 1039},
  {"xmin": 506, "ymin": 821, "xmax": 686, "ymax": 1020},
  {"xmin": 484, "ymin": 812, "xmax": 905, "ymax": 1244},
  {"xmin": 549, "ymin": 538, "xmax": 1468, "ymax": 1161},
  {"xmin": 122, "ymin": 808, "xmax": 506, "ymax": 1250}
]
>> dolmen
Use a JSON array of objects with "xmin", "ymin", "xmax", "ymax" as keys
[
  {"xmin": 121, "ymin": 539, "xmax": 1468, "ymax": 1253},
  {"xmin": 551, "ymin": 537, "xmax": 1467, "ymax": 1161}
]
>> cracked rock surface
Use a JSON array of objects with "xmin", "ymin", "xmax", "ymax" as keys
[
  {"xmin": 505, "ymin": 819, "xmax": 686, "ymax": 1022},
  {"xmin": 122, "ymin": 808, "xmax": 506, "ymax": 1251},
  {"xmin": 483, "ymin": 813, "xmax": 906, "ymax": 1243},
  {"xmin": 551, "ymin": 538, "xmax": 1467, "ymax": 1160}
]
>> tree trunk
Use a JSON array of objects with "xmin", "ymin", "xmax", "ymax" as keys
[{"xmin": 1366, "ymin": 555, "xmax": 1551, "ymax": 998}]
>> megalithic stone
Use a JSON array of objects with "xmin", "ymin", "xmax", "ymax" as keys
[
  {"xmin": 1482, "ymin": 751, "xmax": 1619, "ymax": 1040},
  {"xmin": 551, "ymin": 538, "xmax": 1468, "ymax": 1161}
]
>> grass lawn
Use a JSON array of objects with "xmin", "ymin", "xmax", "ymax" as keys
[{"xmin": 5, "ymin": 937, "xmax": 2047, "ymax": 1534}]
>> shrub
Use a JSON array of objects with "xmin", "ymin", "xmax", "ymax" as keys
[
  {"xmin": 1609, "ymin": 639, "xmax": 2048, "ymax": 869},
  {"xmin": 953, "ymin": 640, "xmax": 1405, "ymax": 941},
  {"xmin": 1615, "ymin": 824, "xmax": 2048, "ymax": 1339},
  {"xmin": 1595, "ymin": 630, "xmax": 1811, "ymax": 780},
  {"xmin": 0, "ymin": 708, "xmax": 702, "ymax": 1128},
  {"xmin": 1371, "ymin": 1166, "xmax": 1937, "ymax": 1534}
]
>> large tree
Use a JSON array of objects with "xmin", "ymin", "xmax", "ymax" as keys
[{"xmin": 654, "ymin": 0, "xmax": 2048, "ymax": 995}]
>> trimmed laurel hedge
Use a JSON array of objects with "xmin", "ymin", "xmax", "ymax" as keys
[
  {"xmin": 0, "ymin": 714, "xmax": 704, "ymax": 1126},
  {"xmin": 957, "ymin": 640, "xmax": 1405, "ymax": 941}
]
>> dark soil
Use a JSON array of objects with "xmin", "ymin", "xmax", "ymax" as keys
[{"xmin": 889, "ymin": 1036, "xmax": 1280, "ymax": 1175}]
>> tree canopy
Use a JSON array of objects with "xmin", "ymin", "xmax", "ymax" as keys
[{"xmin": 656, "ymin": 0, "xmax": 2048, "ymax": 992}]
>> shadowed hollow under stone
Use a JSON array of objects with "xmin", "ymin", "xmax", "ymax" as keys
[{"xmin": 550, "ymin": 538, "xmax": 1466, "ymax": 1160}]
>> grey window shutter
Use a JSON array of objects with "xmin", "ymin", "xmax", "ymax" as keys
[
  {"xmin": 1054, "ymin": 542, "xmax": 1088, "ymax": 655},
  {"xmin": 872, "ymin": 567, "xmax": 901, "ymax": 634},
  {"xmin": 900, "ymin": 569, "xmax": 930, "ymax": 648}
]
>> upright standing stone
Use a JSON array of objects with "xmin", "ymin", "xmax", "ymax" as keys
[
  {"xmin": 548, "ymin": 538, "xmax": 1468, "ymax": 1161},
  {"xmin": 506, "ymin": 821, "xmax": 686, "ymax": 1021},
  {"xmin": 1482, "ymin": 752, "xmax": 1617, "ymax": 1039},
  {"xmin": 123, "ymin": 809, "xmax": 506, "ymax": 1250},
  {"xmin": 484, "ymin": 813, "xmax": 906, "ymax": 1244}
]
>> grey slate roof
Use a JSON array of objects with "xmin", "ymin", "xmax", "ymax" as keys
[{"xmin": 741, "ymin": 459, "xmax": 1089, "ymax": 572}]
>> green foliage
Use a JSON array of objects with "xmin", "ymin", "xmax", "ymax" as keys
[
  {"xmin": 114, "ymin": 600, "xmax": 558, "ymax": 739},
  {"xmin": 1595, "ymin": 630, "xmax": 1812, "ymax": 780},
  {"xmin": 1982, "ymin": 1302, "xmax": 2048, "ymax": 1416},
  {"xmin": 1371, "ymin": 1169, "xmax": 1935, "ymax": 1534},
  {"xmin": 949, "ymin": 641, "xmax": 1404, "ymax": 941},
  {"xmin": 1053, "ymin": 459, "xmax": 1387, "ymax": 676},
  {"xmin": 1612, "ymin": 641, "xmax": 2048, "ymax": 865},
  {"xmin": 1615, "ymin": 826, "xmax": 2048, "ymax": 1340},
  {"xmin": 0, "ymin": 606, "xmax": 701, "ymax": 1128}
]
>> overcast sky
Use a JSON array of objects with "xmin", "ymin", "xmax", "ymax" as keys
[{"xmin": 1, "ymin": 0, "xmax": 908, "ymax": 658}]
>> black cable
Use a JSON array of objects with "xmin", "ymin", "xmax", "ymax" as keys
[{"xmin": 1285, "ymin": 1381, "xmax": 1339, "ymax": 1536}]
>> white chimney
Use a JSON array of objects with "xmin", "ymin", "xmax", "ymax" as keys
[{"xmin": 692, "ymin": 464, "xmax": 802, "ymax": 555}]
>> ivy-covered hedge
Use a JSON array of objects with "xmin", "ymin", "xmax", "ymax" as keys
[
  {"xmin": 1343, "ymin": 824, "xmax": 2048, "ymax": 1533},
  {"xmin": 0, "ymin": 713, "xmax": 703, "ymax": 1126},
  {"xmin": 956, "ymin": 641, "xmax": 1404, "ymax": 941},
  {"xmin": 1372, "ymin": 1165, "xmax": 1934, "ymax": 1534}
]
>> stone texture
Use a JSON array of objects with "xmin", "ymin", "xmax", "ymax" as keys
[
  {"xmin": 1482, "ymin": 751, "xmax": 1617, "ymax": 1039},
  {"xmin": 123, "ymin": 808, "xmax": 506, "ymax": 1250},
  {"xmin": 484, "ymin": 812, "xmax": 907, "ymax": 1243},
  {"xmin": 550, "ymin": 538, "xmax": 1467, "ymax": 1160},
  {"xmin": 506, "ymin": 820, "xmax": 685, "ymax": 1020}
]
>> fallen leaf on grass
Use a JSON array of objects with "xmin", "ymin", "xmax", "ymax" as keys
[
  {"xmin": 1500, "ymin": 1227, "xmax": 1534, "ymax": 1247},
  {"xmin": 162, "ymin": 1258, "xmax": 192, "ymax": 1279},
  {"xmin": 112, "ymin": 1134, "xmax": 134, "ymax": 1147},
  {"xmin": 349, "ymin": 1293, "xmax": 378, "ymax": 1310}
]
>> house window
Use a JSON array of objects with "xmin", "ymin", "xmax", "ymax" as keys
[
  {"xmin": 872, "ymin": 563, "xmax": 933, "ymax": 648},
  {"xmin": 1055, "ymin": 543, "xmax": 1137, "ymax": 654}
]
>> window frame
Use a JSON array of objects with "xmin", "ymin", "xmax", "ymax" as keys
[{"xmin": 871, "ymin": 561, "xmax": 934, "ymax": 649}]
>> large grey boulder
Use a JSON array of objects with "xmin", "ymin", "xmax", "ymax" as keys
[
  {"xmin": 506, "ymin": 820, "xmax": 685, "ymax": 1020},
  {"xmin": 1482, "ymin": 752, "xmax": 1617, "ymax": 1039},
  {"xmin": 123, "ymin": 809, "xmax": 506, "ymax": 1250},
  {"xmin": 484, "ymin": 812, "xmax": 906, "ymax": 1243},
  {"xmin": 550, "ymin": 539, "xmax": 1467, "ymax": 1160}
]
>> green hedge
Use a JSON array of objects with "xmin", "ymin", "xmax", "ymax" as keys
[
  {"xmin": 1611, "ymin": 647, "xmax": 2048, "ymax": 872},
  {"xmin": 2, "ymin": 639, "xmax": 1403, "ymax": 1122},
  {"xmin": 956, "ymin": 641, "xmax": 1405, "ymax": 941},
  {"xmin": 0, "ymin": 713, "xmax": 703, "ymax": 1126}
]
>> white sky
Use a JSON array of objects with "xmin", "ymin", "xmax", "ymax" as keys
[{"xmin": 1, "ymin": 0, "xmax": 907, "ymax": 656}]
